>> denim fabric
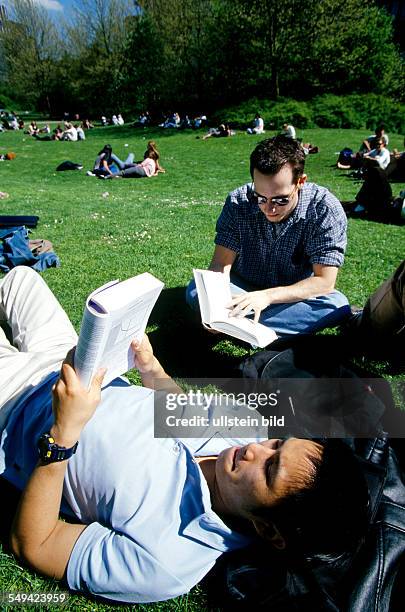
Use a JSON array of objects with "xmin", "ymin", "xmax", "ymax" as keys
[
  {"xmin": 0, "ymin": 227, "xmax": 60, "ymax": 273},
  {"xmin": 186, "ymin": 274, "xmax": 350, "ymax": 338}
]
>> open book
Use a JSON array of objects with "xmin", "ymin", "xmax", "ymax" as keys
[
  {"xmin": 74, "ymin": 273, "xmax": 164, "ymax": 389},
  {"xmin": 193, "ymin": 269, "xmax": 277, "ymax": 347}
]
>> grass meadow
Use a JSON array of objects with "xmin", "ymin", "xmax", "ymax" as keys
[{"xmin": 0, "ymin": 124, "xmax": 404, "ymax": 610}]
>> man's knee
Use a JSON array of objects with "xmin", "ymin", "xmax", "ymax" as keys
[
  {"xmin": 327, "ymin": 290, "xmax": 350, "ymax": 310},
  {"xmin": 1, "ymin": 266, "xmax": 38, "ymax": 290}
]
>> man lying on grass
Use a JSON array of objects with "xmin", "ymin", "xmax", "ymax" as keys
[{"xmin": 1, "ymin": 267, "xmax": 368, "ymax": 603}]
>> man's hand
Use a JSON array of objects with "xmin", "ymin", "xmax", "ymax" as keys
[
  {"xmin": 131, "ymin": 334, "xmax": 158, "ymax": 375},
  {"xmin": 51, "ymin": 349, "xmax": 105, "ymax": 448},
  {"xmin": 228, "ymin": 289, "xmax": 271, "ymax": 324},
  {"xmin": 131, "ymin": 334, "xmax": 183, "ymax": 393}
]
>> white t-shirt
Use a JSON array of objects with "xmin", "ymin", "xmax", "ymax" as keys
[
  {"xmin": 368, "ymin": 147, "xmax": 390, "ymax": 170},
  {"xmin": 282, "ymin": 125, "xmax": 296, "ymax": 139}
]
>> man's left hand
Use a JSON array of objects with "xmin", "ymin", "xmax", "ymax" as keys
[
  {"xmin": 51, "ymin": 349, "xmax": 105, "ymax": 447},
  {"xmin": 227, "ymin": 290, "xmax": 271, "ymax": 324}
]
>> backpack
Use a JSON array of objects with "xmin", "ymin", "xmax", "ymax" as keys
[
  {"xmin": 338, "ymin": 148, "xmax": 353, "ymax": 167},
  {"xmin": 204, "ymin": 342, "xmax": 405, "ymax": 611},
  {"xmin": 56, "ymin": 160, "xmax": 83, "ymax": 171}
]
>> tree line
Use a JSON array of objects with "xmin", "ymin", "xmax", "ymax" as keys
[{"xmin": 0, "ymin": 0, "xmax": 403, "ymax": 118}]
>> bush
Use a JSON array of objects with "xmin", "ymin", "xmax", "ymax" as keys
[
  {"xmin": 210, "ymin": 98, "xmax": 314, "ymax": 130},
  {"xmin": 210, "ymin": 94, "xmax": 404, "ymax": 133}
]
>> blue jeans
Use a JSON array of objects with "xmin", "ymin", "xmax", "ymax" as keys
[
  {"xmin": 110, "ymin": 153, "xmax": 135, "ymax": 170},
  {"xmin": 185, "ymin": 274, "xmax": 351, "ymax": 338}
]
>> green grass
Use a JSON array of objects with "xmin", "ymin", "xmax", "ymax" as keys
[{"xmin": 0, "ymin": 125, "xmax": 404, "ymax": 609}]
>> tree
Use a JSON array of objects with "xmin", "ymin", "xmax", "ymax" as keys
[{"xmin": 0, "ymin": 0, "xmax": 61, "ymax": 112}]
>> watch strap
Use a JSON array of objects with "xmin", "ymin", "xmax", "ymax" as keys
[{"xmin": 38, "ymin": 433, "xmax": 78, "ymax": 464}]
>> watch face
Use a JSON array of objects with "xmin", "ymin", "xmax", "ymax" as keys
[{"xmin": 37, "ymin": 433, "xmax": 78, "ymax": 463}]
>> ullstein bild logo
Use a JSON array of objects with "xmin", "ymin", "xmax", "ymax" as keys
[{"xmin": 165, "ymin": 414, "xmax": 285, "ymax": 428}]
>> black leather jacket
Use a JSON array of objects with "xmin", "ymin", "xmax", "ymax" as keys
[{"xmin": 205, "ymin": 437, "xmax": 405, "ymax": 612}]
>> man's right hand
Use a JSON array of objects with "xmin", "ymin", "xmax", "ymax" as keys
[{"xmin": 51, "ymin": 349, "xmax": 105, "ymax": 448}]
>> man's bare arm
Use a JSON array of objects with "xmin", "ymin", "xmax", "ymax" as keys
[
  {"xmin": 10, "ymin": 356, "xmax": 105, "ymax": 579},
  {"xmin": 132, "ymin": 335, "xmax": 183, "ymax": 394},
  {"xmin": 229, "ymin": 264, "xmax": 339, "ymax": 323},
  {"xmin": 208, "ymin": 245, "xmax": 237, "ymax": 275}
]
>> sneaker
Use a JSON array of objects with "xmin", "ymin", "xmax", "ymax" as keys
[
  {"xmin": 86, "ymin": 171, "xmax": 95, "ymax": 176},
  {"xmin": 0, "ymin": 191, "xmax": 9, "ymax": 199}
]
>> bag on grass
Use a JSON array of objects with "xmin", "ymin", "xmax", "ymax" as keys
[
  {"xmin": 56, "ymin": 160, "xmax": 83, "ymax": 171},
  {"xmin": 338, "ymin": 147, "xmax": 353, "ymax": 167}
]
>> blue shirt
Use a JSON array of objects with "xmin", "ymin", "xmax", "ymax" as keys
[
  {"xmin": 215, "ymin": 182, "xmax": 347, "ymax": 289},
  {"xmin": 0, "ymin": 376, "xmax": 258, "ymax": 603}
]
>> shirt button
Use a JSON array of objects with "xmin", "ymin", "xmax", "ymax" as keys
[{"xmin": 172, "ymin": 442, "xmax": 181, "ymax": 454}]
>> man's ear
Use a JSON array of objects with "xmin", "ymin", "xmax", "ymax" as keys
[
  {"xmin": 252, "ymin": 519, "xmax": 286, "ymax": 550},
  {"xmin": 298, "ymin": 174, "xmax": 307, "ymax": 186}
]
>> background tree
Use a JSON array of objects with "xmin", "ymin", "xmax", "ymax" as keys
[{"xmin": 0, "ymin": 0, "xmax": 61, "ymax": 113}]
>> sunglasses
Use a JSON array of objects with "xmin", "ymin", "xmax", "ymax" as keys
[{"xmin": 250, "ymin": 183, "xmax": 299, "ymax": 207}]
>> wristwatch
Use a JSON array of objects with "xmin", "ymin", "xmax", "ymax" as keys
[{"xmin": 37, "ymin": 432, "xmax": 78, "ymax": 464}]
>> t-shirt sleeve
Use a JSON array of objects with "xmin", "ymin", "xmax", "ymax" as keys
[
  {"xmin": 66, "ymin": 522, "xmax": 188, "ymax": 603},
  {"xmin": 214, "ymin": 195, "xmax": 240, "ymax": 253},
  {"xmin": 306, "ymin": 197, "xmax": 347, "ymax": 267}
]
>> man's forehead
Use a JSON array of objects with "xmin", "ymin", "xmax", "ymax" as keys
[
  {"xmin": 275, "ymin": 439, "xmax": 322, "ymax": 490},
  {"xmin": 253, "ymin": 165, "xmax": 295, "ymax": 191}
]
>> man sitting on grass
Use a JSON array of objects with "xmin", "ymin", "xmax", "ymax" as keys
[
  {"xmin": 186, "ymin": 136, "xmax": 350, "ymax": 337},
  {"xmin": 1, "ymin": 266, "xmax": 367, "ymax": 604}
]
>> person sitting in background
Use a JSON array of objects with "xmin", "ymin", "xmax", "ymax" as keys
[
  {"xmin": 62, "ymin": 123, "xmax": 78, "ymax": 142},
  {"xmin": 105, "ymin": 141, "xmax": 165, "ymax": 179},
  {"xmin": 280, "ymin": 123, "xmax": 296, "ymax": 139},
  {"xmin": 202, "ymin": 123, "xmax": 232, "ymax": 140},
  {"xmin": 101, "ymin": 115, "xmax": 108, "ymax": 126},
  {"xmin": 138, "ymin": 111, "xmax": 151, "ymax": 126},
  {"xmin": 38, "ymin": 124, "xmax": 50, "ymax": 134},
  {"xmin": 89, "ymin": 144, "xmax": 135, "ymax": 178},
  {"xmin": 9, "ymin": 115, "xmax": 19, "ymax": 130},
  {"xmin": 75, "ymin": 125, "xmax": 85, "ymax": 141},
  {"xmin": 81, "ymin": 119, "xmax": 93, "ymax": 130},
  {"xmin": 25, "ymin": 121, "xmax": 39, "ymax": 136},
  {"xmin": 363, "ymin": 139, "xmax": 390, "ymax": 171},
  {"xmin": 117, "ymin": 114, "xmax": 124, "ymax": 126},
  {"xmin": 247, "ymin": 113, "xmax": 265, "ymax": 135},
  {"xmin": 179, "ymin": 115, "xmax": 192, "ymax": 129},
  {"xmin": 193, "ymin": 115, "xmax": 207, "ymax": 129},
  {"xmin": 160, "ymin": 112, "xmax": 180, "ymax": 128},
  {"xmin": 360, "ymin": 126, "xmax": 389, "ymax": 153}
]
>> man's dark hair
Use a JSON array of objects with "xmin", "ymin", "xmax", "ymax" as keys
[
  {"xmin": 254, "ymin": 439, "xmax": 369, "ymax": 562},
  {"xmin": 250, "ymin": 135, "xmax": 305, "ymax": 181}
]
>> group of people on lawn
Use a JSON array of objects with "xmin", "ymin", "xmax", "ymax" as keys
[{"xmin": 0, "ymin": 135, "xmax": 404, "ymax": 606}]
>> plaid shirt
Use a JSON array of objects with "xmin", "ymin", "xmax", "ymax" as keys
[{"xmin": 215, "ymin": 182, "xmax": 347, "ymax": 289}]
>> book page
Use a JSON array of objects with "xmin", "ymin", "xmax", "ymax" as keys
[
  {"xmin": 212, "ymin": 317, "xmax": 277, "ymax": 348},
  {"xmin": 193, "ymin": 269, "xmax": 233, "ymax": 324}
]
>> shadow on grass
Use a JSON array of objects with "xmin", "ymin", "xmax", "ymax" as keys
[
  {"xmin": 91, "ymin": 124, "xmax": 205, "ymax": 141},
  {"xmin": 148, "ymin": 286, "xmax": 249, "ymax": 378},
  {"xmin": 0, "ymin": 477, "xmax": 20, "ymax": 550}
]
